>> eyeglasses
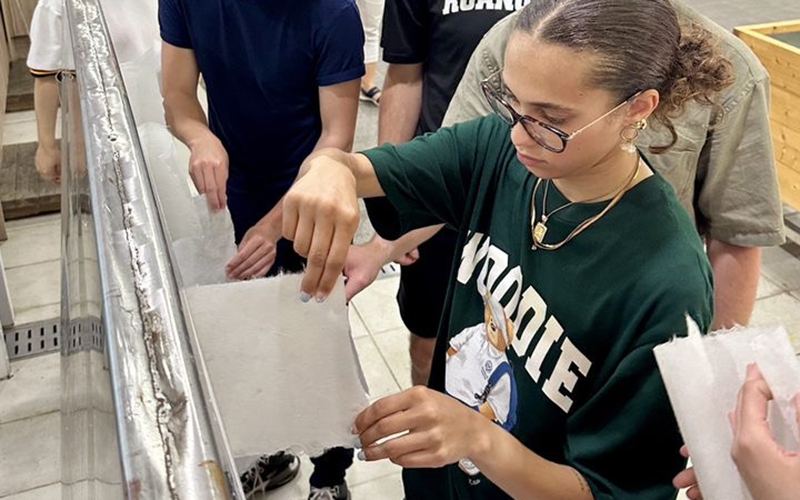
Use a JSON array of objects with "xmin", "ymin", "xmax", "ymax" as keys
[{"xmin": 480, "ymin": 68, "xmax": 641, "ymax": 154}]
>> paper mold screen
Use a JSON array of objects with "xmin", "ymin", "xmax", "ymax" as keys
[
  {"xmin": 654, "ymin": 317, "xmax": 800, "ymax": 500},
  {"xmin": 186, "ymin": 274, "xmax": 370, "ymax": 459}
]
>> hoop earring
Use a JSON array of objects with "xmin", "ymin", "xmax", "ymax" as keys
[{"xmin": 620, "ymin": 119, "xmax": 647, "ymax": 153}]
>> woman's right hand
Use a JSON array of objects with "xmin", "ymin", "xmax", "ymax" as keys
[{"xmin": 283, "ymin": 153, "xmax": 361, "ymax": 301}]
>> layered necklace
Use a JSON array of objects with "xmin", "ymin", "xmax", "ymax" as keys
[{"xmin": 530, "ymin": 155, "xmax": 644, "ymax": 251}]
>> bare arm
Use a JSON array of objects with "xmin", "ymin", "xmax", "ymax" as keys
[
  {"xmin": 34, "ymin": 76, "xmax": 61, "ymax": 184},
  {"xmin": 472, "ymin": 419, "xmax": 594, "ymax": 500},
  {"xmin": 162, "ymin": 41, "xmax": 229, "ymax": 210},
  {"xmin": 315, "ymin": 79, "xmax": 361, "ymax": 152},
  {"xmin": 378, "ymin": 63, "xmax": 423, "ymax": 144},
  {"xmin": 370, "ymin": 63, "xmax": 443, "ymax": 263},
  {"xmin": 162, "ymin": 41, "xmax": 213, "ymax": 148},
  {"xmin": 34, "ymin": 76, "xmax": 59, "ymax": 150},
  {"xmin": 707, "ymin": 240, "xmax": 762, "ymax": 330}
]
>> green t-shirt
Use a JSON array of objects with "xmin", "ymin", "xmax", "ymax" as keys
[{"xmin": 361, "ymin": 115, "xmax": 714, "ymax": 500}]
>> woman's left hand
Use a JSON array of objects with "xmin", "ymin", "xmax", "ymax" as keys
[{"xmin": 354, "ymin": 386, "xmax": 489, "ymax": 468}]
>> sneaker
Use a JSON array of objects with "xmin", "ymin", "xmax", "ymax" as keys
[
  {"xmin": 359, "ymin": 86, "xmax": 381, "ymax": 105},
  {"xmin": 240, "ymin": 452, "xmax": 301, "ymax": 499},
  {"xmin": 308, "ymin": 482, "xmax": 350, "ymax": 500}
]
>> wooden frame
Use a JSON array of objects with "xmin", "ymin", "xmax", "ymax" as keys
[{"xmin": 735, "ymin": 21, "xmax": 800, "ymax": 210}]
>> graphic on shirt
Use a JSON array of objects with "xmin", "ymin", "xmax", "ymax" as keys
[
  {"xmin": 445, "ymin": 292, "xmax": 519, "ymax": 476},
  {"xmin": 442, "ymin": 0, "xmax": 530, "ymax": 16}
]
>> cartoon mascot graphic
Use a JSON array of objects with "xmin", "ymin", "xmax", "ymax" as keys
[{"xmin": 445, "ymin": 293, "xmax": 518, "ymax": 476}]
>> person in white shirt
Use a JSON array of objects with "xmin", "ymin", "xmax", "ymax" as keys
[{"xmin": 27, "ymin": 0, "xmax": 158, "ymax": 184}]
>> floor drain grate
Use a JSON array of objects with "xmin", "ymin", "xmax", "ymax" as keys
[
  {"xmin": 2, "ymin": 317, "xmax": 105, "ymax": 360},
  {"xmin": 3, "ymin": 319, "xmax": 61, "ymax": 360}
]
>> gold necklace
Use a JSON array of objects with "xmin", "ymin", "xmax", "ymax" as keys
[{"xmin": 531, "ymin": 156, "xmax": 643, "ymax": 251}]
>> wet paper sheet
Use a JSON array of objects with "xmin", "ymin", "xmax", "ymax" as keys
[
  {"xmin": 654, "ymin": 319, "xmax": 800, "ymax": 500},
  {"xmin": 186, "ymin": 274, "xmax": 370, "ymax": 459}
]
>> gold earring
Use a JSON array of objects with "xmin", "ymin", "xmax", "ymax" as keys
[
  {"xmin": 620, "ymin": 124, "xmax": 640, "ymax": 153},
  {"xmin": 620, "ymin": 119, "xmax": 647, "ymax": 153}
]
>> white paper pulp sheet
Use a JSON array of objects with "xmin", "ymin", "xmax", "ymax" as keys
[
  {"xmin": 654, "ymin": 318, "xmax": 800, "ymax": 500},
  {"xmin": 186, "ymin": 274, "xmax": 370, "ymax": 460},
  {"xmin": 139, "ymin": 123, "xmax": 237, "ymax": 286}
]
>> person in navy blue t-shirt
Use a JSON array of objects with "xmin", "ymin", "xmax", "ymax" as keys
[{"xmin": 159, "ymin": 0, "xmax": 365, "ymax": 498}]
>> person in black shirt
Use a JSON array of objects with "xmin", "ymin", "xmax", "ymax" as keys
[{"xmin": 345, "ymin": 0, "xmax": 531, "ymax": 387}]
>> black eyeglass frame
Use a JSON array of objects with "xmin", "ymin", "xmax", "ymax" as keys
[{"xmin": 480, "ymin": 69, "xmax": 641, "ymax": 154}]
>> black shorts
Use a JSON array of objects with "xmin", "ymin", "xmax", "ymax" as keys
[{"xmin": 397, "ymin": 228, "xmax": 459, "ymax": 339}]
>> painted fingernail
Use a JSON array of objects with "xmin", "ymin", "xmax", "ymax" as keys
[
  {"xmin": 353, "ymin": 438, "xmax": 362, "ymax": 450},
  {"xmin": 315, "ymin": 295, "xmax": 326, "ymax": 303},
  {"xmin": 357, "ymin": 451, "xmax": 366, "ymax": 461},
  {"xmin": 300, "ymin": 292, "xmax": 311, "ymax": 303}
]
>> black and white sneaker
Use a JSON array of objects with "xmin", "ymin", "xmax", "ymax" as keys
[
  {"xmin": 308, "ymin": 482, "xmax": 350, "ymax": 500},
  {"xmin": 240, "ymin": 452, "xmax": 301, "ymax": 499}
]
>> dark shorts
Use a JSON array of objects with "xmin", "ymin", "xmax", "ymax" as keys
[{"xmin": 397, "ymin": 228, "xmax": 459, "ymax": 339}]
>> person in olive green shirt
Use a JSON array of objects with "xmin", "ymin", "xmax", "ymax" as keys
[{"xmin": 282, "ymin": 0, "xmax": 731, "ymax": 498}]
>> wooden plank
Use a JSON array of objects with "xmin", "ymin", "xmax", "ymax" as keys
[
  {"xmin": 778, "ymin": 160, "xmax": 800, "ymax": 210},
  {"xmin": 770, "ymin": 86, "xmax": 800, "ymax": 131},
  {"xmin": 771, "ymin": 121, "xmax": 800, "ymax": 152},
  {"xmin": 737, "ymin": 29, "xmax": 800, "ymax": 59},
  {"xmin": 737, "ymin": 30, "xmax": 800, "ymax": 97},
  {"xmin": 774, "ymin": 135, "xmax": 800, "ymax": 174},
  {"xmin": 735, "ymin": 20, "xmax": 800, "ymax": 36}
]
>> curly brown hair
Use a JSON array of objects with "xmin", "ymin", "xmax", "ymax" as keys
[{"xmin": 514, "ymin": 0, "xmax": 734, "ymax": 153}]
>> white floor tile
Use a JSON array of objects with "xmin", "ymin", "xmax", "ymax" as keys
[
  {"xmin": 355, "ymin": 337, "xmax": 400, "ymax": 400},
  {"xmin": 372, "ymin": 330, "xmax": 413, "ymax": 391},
  {"xmin": 756, "ymin": 274, "xmax": 783, "ymax": 299},
  {"xmin": 347, "ymin": 456, "xmax": 402, "ymax": 488},
  {"xmin": 0, "ymin": 354, "xmax": 60, "ymax": 424},
  {"xmin": 350, "ymin": 471, "xmax": 403, "ymax": 500},
  {"xmin": 761, "ymin": 246, "xmax": 800, "ymax": 293},
  {"xmin": 3, "ymin": 120, "xmax": 37, "ymax": 146},
  {"xmin": 0, "ymin": 482, "xmax": 61, "ymax": 500},
  {"xmin": 350, "ymin": 307, "xmax": 370, "ymax": 339},
  {"xmin": 5, "ymin": 261, "xmax": 61, "ymax": 316},
  {"xmin": 750, "ymin": 293, "xmax": 800, "ymax": 343},
  {"xmin": 11, "ymin": 303, "xmax": 60, "ymax": 326},
  {"xmin": 1, "ymin": 219, "xmax": 61, "ymax": 269},
  {"xmin": 3, "ymin": 111, "xmax": 36, "ymax": 126},
  {"xmin": 2, "ymin": 113, "xmax": 61, "ymax": 146},
  {"xmin": 351, "ymin": 278, "xmax": 404, "ymax": 335},
  {"xmin": 0, "ymin": 412, "xmax": 60, "ymax": 497},
  {"xmin": 5, "ymin": 215, "xmax": 61, "ymax": 231}
]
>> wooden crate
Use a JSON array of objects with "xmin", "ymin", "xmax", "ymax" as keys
[{"xmin": 735, "ymin": 21, "xmax": 800, "ymax": 210}]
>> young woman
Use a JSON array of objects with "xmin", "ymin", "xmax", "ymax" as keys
[{"xmin": 284, "ymin": 0, "xmax": 732, "ymax": 498}]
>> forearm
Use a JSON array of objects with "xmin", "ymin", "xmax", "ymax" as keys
[
  {"xmin": 707, "ymin": 239, "xmax": 762, "ymax": 330},
  {"xmin": 471, "ymin": 420, "xmax": 594, "ymax": 500},
  {"xmin": 299, "ymin": 148, "xmax": 384, "ymax": 198},
  {"xmin": 378, "ymin": 64, "xmax": 423, "ymax": 145},
  {"xmin": 381, "ymin": 224, "xmax": 444, "ymax": 261},
  {"xmin": 314, "ymin": 129, "xmax": 355, "ymax": 154},
  {"xmin": 164, "ymin": 91, "xmax": 217, "ymax": 148},
  {"xmin": 34, "ymin": 77, "xmax": 60, "ymax": 149}
]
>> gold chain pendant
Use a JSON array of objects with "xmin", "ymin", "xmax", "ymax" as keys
[{"xmin": 533, "ymin": 221, "xmax": 548, "ymax": 244}]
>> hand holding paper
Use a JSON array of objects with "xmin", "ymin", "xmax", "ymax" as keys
[
  {"xmin": 354, "ymin": 386, "xmax": 489, "ymax": 468},
  {"xmin": 655, "ymin": 319, "xmax": 800, "ymax": 500},
  {"xmin": 730, "ymin": 364, "xmax": 800, "ymax": 500}
]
